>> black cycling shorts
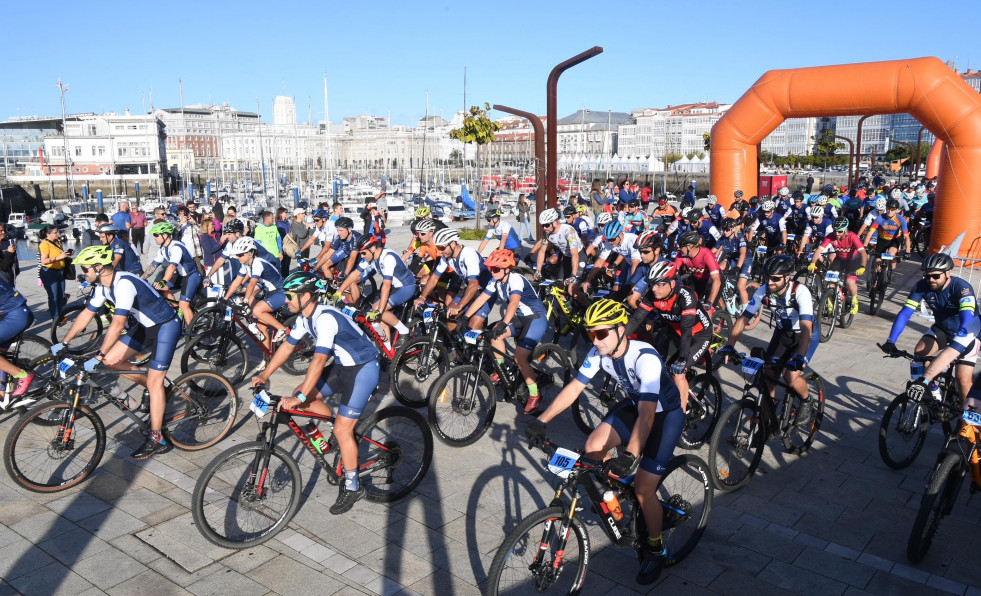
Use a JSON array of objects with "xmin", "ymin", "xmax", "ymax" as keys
[{"xmin": 604, "ymin": 401, "xmax": 684, "ymax": 476}]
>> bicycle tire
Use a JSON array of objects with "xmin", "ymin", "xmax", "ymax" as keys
[
  {"xmin": 679, "ymin": 373, "xmax": 723, "ymax": 450},
  {"xmin": 186, "ymin": 305, "xmax": 228, "ymax": 336},
  {"xmin": 16, "ymin": 334, "xmax": 53, "ymax": 367},
  {"xmin": 914, "ymin": 227, "xmax": 931, "ymax": 258},
  {"xmin": 782, "ymin": 373, "xmax": 826, "ymax": 455},
  {"xmin": 391, "ymin": 336, "xmax": 451, "ymax": 408},
  {"xmin": 572, "ymin": 372, "xmax": 625, "ymax": 435},
  {"xmin": 191, "ymin": 442, "xmax": 302, "ymax": 548},
  {"xmin": 526, "ymin": 343, "xmax": 572, "ymax": 409},
  {"xmin": 164, "ymin": 371, "xmax": 238, "ymax": 451},
  {"xmin": 486, "ymin": 505, "xmax": 589, "ymax": 596},
  {"xmin": 710, "ymin": 309, "xmax": 733, "ymax": 349},
  {"xmin": 839, "ymin": 287, "xmax": 855, "ymax": 329},
  {"xmin": 878, "ymin": 393, "xmax": 929, "ymax": 469},
  {"xmin": 428, "ymin": 365, "xmax": 497, "ymax": 447},
  {"xmin": 179, "ymin": 330, "xmax": 250, "ymax": 386},
  {"xmin": 350, "ymin": 406, "xmax": 433, "ymax": 502},
  {"xmin": 3, "ymin": 402, "xmax": 106, "ymax": 492},
  {"xmin": 279, "ymin": 314, "xmax": 313, "ymax": 376},
  {"xmin": 818, "ymin": 287, "xmax": 837, "ymax": 343},
  {"xmin": 708, "ymin": 397, "xmax": 765, "ymax": 492},
  {"xmin": 907, "ymin": 451, "xmax": 965, "ymax": 563},
  {"xmin": 869, "ymin": 267, "xmax": 886, "ymax": 315},
  {"xmin": 659, "ymin": 453, "xmax": 714, "ymax": 566},
  {"xmin": 51, "ymin": 304, "xmax": 104, "ymax": 354}
]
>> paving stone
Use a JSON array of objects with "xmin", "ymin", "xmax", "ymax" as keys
[
  {"xmin": 106, "ymin": 569, "xmax": 193, "ymax": 596},
  {"xmin": 892, "ymin": 562, "xmax": 931, "ymax": 584},
  {"xmin": 863, "ymin": 570, "xmax": 952, "ymax": 596},
  {"xmin": 404, "ymin": 569, "xmax": 485, "ymax": 596},
  {"xmin": 357, "ymin": 545, "xmax": 437, "ymax": 588},
  {"xmin": 856, "ymin": 551, "xmax": 895, "ymax": 572},
  {"xmin": 71, "ymin": 548, "xmax": 148, "ymax": 589},
  {"xmin": 389, "ymin": 494, "xmax": 465, "ymax": 530},
  {"xmin": 299, "ymin": 542, "xmax": 337, "ymax": 564},
  {"xmin": 695, "ymin": 538, "xmax": 773, "ymax": 576},
  {"xmin": 323, "ymin": 552, "xmax": 358, "ymax": 574},
  {"xmin": 647, "ymin": 574, "xmax": 716, "ymax": 595},
  {"xmin": 9, "ymin": 510, "xmax": 79, "ymax": 542},
  {"xmin": 730, "ymin": 524, "xmax": 806, "ymax": 564},
  {"xmin": 343, "ymin": 563, "xmax": 381, "ymax": 586},
  {"xmin": 219, "ymin": 545, "xmax": 279, "ymax": 574},
  {"xmin": 112, "ymin": 487, "xmax": 179, "ymax": 520},
  {"xmin": 76, "ymin": 508, "xmax": 147, "ymax": 540},
  {"xmin": 36, "ymin": 526, "xmax": 111, "ymax": 566},
  {"xmin": 664, "ymin": 551, "xmax": 726, "ymax": 588},
  {"xmin": 82, "ymin": 469, "xmax": 137, "ymax": 502},
  {"xmin": 146, "ymin": 557, "xmax": 225, "ymax": 588},
  {"xmin": 44, "ymin": 492, "xmax": 113, "ymax": 522},
  {"xmin": 707, "ymin": 568, "xmax": 798, "ymax": 596},
  {"xmin": 429, "ymin": 538, "xmax": 493, "ymax": 585},
  {"xmin": 795, "ymin": 546, "xmax": 876, "ymax": 588},
  {"xmin": 247, "ymin": 554, "xmax": 346, "ymax": 594},
  {"xmin": 0, "ymin": 498, "xmax": 48, "ymax": 526},
  {"xmin": 926, "ymin": 575, "xmax": 969, "ymax": 595},
  {"xmin": 0, "ymin": 540, "xmax": 57, "ymax": 582},
  {"xmin": 6, "ymin": 561, "xmax": 94, "ymax": 596},
  {"xmin": 757, "ymin": 558, "xmax": 849, "ymax": 595},
  {"xmin": 186, "ymin": 567, "xmax": 270, "ymax": 596},
  {"xmin": 793, "ymin": 513, "xmax": 871, "ymax": 552}
]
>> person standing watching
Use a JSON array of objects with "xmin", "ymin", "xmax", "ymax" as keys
[
  {"xmin": 111, "ymin": 201, "xmax": 133, "ymax": 242},
  {"xmin": 0, "ymin": 226, "xmax": 19, "ymax": 287},
  {"xmin": 130, "ymin": 207, "xmax": 148, "ymax": 256},
  {"xmin": 39, "ymin": 225, "xmax": 71, "ymax": 325}
]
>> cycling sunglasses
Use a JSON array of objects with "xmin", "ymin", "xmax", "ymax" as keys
[
  {"xmin": 152, "ymin": 233, "xmax": 167, "ymax": 237},
  {"xmin": 79, "ymin": 265, "xmax": 91, "ymax": 273},
  {"xmin": 924, "ymin": 272, "xmax": 945, "ymax": 280},
  {"xmin": 587, "ymin": 328, "xmax": 615, "ymax": 341},
  {"xmin": 313, "ymin": 218, "xmax": 324, "ymax": 223},
  {"xmin": 285, "ymin": 292, "xmax": 296, "ymax": 301},
  {"xmin": 640, "ymin": 248, "xmax": 655, "ymax": 255},
  {"xmin": 488, "ymin": 266, "xmax": 505, "ymax": 274},
  {"xmin": 767, "ymin": 275, "xmax": 786, "ymax": 282}
]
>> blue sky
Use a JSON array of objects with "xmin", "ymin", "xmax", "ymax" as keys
[{"xmin": 5, "ymin": 0, "xmax": 978, "ymax": 127}]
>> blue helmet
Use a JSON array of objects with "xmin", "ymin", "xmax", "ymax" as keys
[
  {"xmin": 312, "ymin": 209, "xmax": 328, "ymax": 219},
  {"xmin": 603, "ymin": 221, "xmax": 623, "ymax": 240}
]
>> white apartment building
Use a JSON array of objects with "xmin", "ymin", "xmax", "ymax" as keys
[
  {"xmin": 618, "ymin": 103, "xmax": 730, "ymax": 159},
  {"xmin": 273, "ymin": 96, "xmax": 296, "ymax": 126},
  {"xmin": 834, "ymin": 114, "xmax": 891, "ymax": 156},
  {"xmin": 760, "ymin": 117, "xmax": 831, "ymax": 156},
  {"xmin": 152, "ymin": 104, "xmax": 261, "ymax": 172},
  {"xmin": 556, "ymin": 109, "xmax": 633, "ymax": 159},
  {"xmin": 40, "ymin": 112, "xmax": 166, "ymax": 177}
]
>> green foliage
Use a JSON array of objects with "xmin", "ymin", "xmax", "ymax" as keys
[
  {"xmin": 663, "ymin": 152, "xmax": 682, "ymax": 165},
  {"xmin": 703, "ymin": 131, "xmax": 711, "ymax": 152},
  {"xmin": 695, "ymin": 151, "xmax": 706, "ymax": 160},
  {"xmin": 458, "ymin": 227, "xmax": 488, "ymax": 240},
  {"xmin": 685, "ymin": 152, "xmax": 695, "ymax": 160},
  {"xmin": 450, "ymin": 103, "xmax": 502, "ymax": 146},
  {"xmin": 813, "ymin": 130, "xmax": 844, "ymax": 157}
]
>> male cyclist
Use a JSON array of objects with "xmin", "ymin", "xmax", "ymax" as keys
[
  {"xmin": 880, "ymin": 252, "xmax": 980, "ymax": 408},
  {"xmin": 417, "ymin": 228, "xmax": 491, "ymax": 330},
  {"xmin": 808, "ymin": 217, "xmax": 867, "ymax": 315},
  {"xmin": 313, "ymin": 216, "xmax": 360, "ymax": 279},
  {"xmin": 478, "ymin": 209, "xmax": 521, "ymax": 255},
  {"xmin": 253, "ymin": 271, "xmax": 380, "ymax": 514},
  {"xmin": 863, "ymin": 199, "xmax": 910, "ymax": 274},
  {"xmin": 672, "ymin": 231, "xmax": 722, "ymax": 307},
  {"xmin": 582, "ymin": 221, "xmax": 640, "ymax": 296},
  {"xmin": 533, "ymin": 208, "xmax": 582, "ymax": 281},
  {"xmin": 563, "ymin": 205, "xmax": 594, "ymax": 246},
  {"xmin": 55, "ymin": 245, "xmax": 180, "ymax": 460},
  {"xmin": 146, "ymin": 222, "xmax": 201, "ymax": 325},
  {"xmin": 796, "ymin": 206, "xmax": 834, "ymax": 257},
  {"xmin": 705, "ymin": 195, "xmax": 725, "ymax": 228},
  {"xmin": 223, "ymin": 236, "xmax": 290, "ymax": 345},
  {"xmin": 713, "ymin": 219, "xmax": 751, "ymax": 309},
  {"xmin": 299, "ymin": 209, "xmax": 337, "ymax": 277},
  {"xmin": 719, "ymin": 255, "xmax": 819, "ymax": 424},
  {"xmin": 622, "ymin": 199, "xmax": 646, "ymax": 236},
  {"xmin": 747, "ymin": 200, "xmax": 787, "ymax": 253},
  {"xmin": 526, "ymin": 299, "xmax": 683, "ymax": 585},
  {"xmin": 97, "ymin": 223, "xmax": 142, "ymax": 274},
  {"xmin": 464, "ymin": 248, "xmax": 548, "ymax": 414}
]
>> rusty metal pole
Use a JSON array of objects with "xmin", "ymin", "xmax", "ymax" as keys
[
  {"xmin": 913, "ymin": 127, "xmax": 925, "ymax": 184},
  {"xmin": 854, "ymin": 115, "xmax": 872, "ymax": 189},
  {"xmin": 547, "ymin": 47, "xmax": 603, "ymax": 214},
  {"xmin": 890, "ymin": 140, "xmax": 914, "ymax": 182},
  {"xmin": 493, "ymin": 104, "xmax": 545, "ymax": 242},
  {"xmin": 830, "ymin": 133, "xmax": 854, "ymax": 191}
]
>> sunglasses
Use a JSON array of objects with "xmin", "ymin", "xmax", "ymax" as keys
[
  {"xmin": 488, "ymin": 266, "xmax": 505, "ymax": 274},
  {"xmin": 285, "ymin": 292, "xmax": 296, "ymax": 301},
  {"xmin": 80, "ymin": 265, "xmax": 90, "ymax": 273},
  {"xmin": 313, "ymin": 218, "xmax": 323, "ymax": 223},
  {"xmin": 640, "ymin": 249, "xmax": 654, "ymax": 255},
  {"xmin": 767, "ymin": 275, "xmax": 785, "ymax": 282},
  {"xmin": 436, "ymin": 245, "xmax": 449, "ymax": 251},
  {"xmin": 925, "ymin": 272, "xmax": 945, "ymax": 280},
  {"xmin": 152, "ymin": 233, "xmax": 167, "ymax": 237},
  {"xmin": 587, "ymin": 328, "xmax": 614, "ymax": 341}
]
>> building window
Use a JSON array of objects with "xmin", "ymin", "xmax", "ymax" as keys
[{"xmin": 74, "ymin": 146, "xmax": 81, "ymax": 156}]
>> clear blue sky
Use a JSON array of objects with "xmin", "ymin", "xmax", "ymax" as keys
[{"xmin": 5, "ymin": 0, "xmax": 978, "ymax": 127}]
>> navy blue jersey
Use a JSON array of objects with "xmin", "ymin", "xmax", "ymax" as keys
[{"xmin": 0, "ymin": 277, "xmax": 27, "ymax": 313}]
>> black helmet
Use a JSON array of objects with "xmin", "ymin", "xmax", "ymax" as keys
[
  {"xmin": 355, "ymin": 233, "xmax": 382, "ymax": 252},
  {"xmin": 734, "ymin": 190, "xmax": 744, "ymax": 199},
  {"xmin": 282, "ymin": 271, "xmax": 323, "ymax": 294},
  {"xmin": 678, "ymin": 230, "xmax": 702, "ymax": 247},
  {"xmin": 627, "ymin": 199, "xmax": 640, "ymax": 208},
  {"xmin": 224, "ymin": 219, "xmax": 245, "ymax": 234},
  {"xmin": 922, "ymin": 252, "xmax": 954, "ymax": 273},
  {"xmin": 792, "ymin": 190, "xmax": 804, "ymax": 200},
  {"xmin": 335, "ymin": 216, "xmax": 354, "ymax": 229},
  {"xmin": 721, "ymin": 219, "xmax": 739, "ymax": 231},
  {"xmin": 749, "ymin": 196, "xmax": 760, "ymax": 207},
  {"xmin": 763, "ymin": 254, "xmax": 796, "ymax": 277},
  {"xmin": 832, "ymin": 217, "xmax": 850, "ymax": 231},
  {"xmin": 562, "ymin": 205, "xmax": 577, "ymax": 216},
  {"xmin": 886, "ymin": 199, "xmax": 900, "ymax": 211},
  {"xmin": 488, "ymin": 209, "xmax": 502, "ymax": 219},
  {"xmin": 686, "ymin": 208, "xmax": 702, "ymax": 223}
]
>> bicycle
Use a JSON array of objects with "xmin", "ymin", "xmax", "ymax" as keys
[
  {"xmin": 708, "ymin": 349, "xmax": 826, "ymax": 492},
  {"xmin": 906, "ymin": 408, "xmax": 981, "ymax": 563},
  {"xmin": 909, "ymin": 213, "xmax": 932, "ymax": 259},
  {"xmin": 190, "ymin": 388, "xmax": 433, "ymax": 548},
  {"xmin": 485, "ymin": 437, "xmax": 713, "ymax": 595},
  {"xmin": 878, "ymin": 347, "xmax": 961, "ymax": 469},
  {"xmin": 427, "ymin": 329, "xmax": 571, "ymax": 447},
  {"xmin": 868, "ymin": 251, "xmax": 896, "ymax": 315},
  {"xmin": 3, "ymin": 359, "xmax": 238, "ymax": 492},
  {"xmin": 816, "ymin": 267, "xmax": 855, "ymax": 343},
  {"xmin": 0, "ymin": 332, "xmax": 55, "ymax": 416}
]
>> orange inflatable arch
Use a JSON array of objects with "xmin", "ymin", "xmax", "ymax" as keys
[{"xmin": 711, "ymin": 56, "xmax": 981, "ymax": 256}]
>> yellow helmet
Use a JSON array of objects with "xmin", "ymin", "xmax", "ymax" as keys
[
  {"xmin": 584, "ymin": 299, "xmax": 628, "ymax": 328},
  {"xmin": 72, "ymin": 245, "xmax": 113, "ymax": 266}
]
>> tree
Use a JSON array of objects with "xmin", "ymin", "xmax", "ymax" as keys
[
  {"xmin": 663, "ymin": 152, "xmax": 682, "ymax": 165},
  {"xmin": 702, "ymin": 131, "xmax": 711, "ymax": 152},
  {"xmin": 813, "ymin": 130, "xmax": 844, "ymax": 170},
  {"xmin": 449, "ymin": 148, "xmax": 463, "ymax": 166},
  {"xmin": 450, "ymin": 103, "xmax": 501, "ymax": 229}
]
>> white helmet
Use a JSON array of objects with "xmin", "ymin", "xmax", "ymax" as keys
[
  {"xmin": 890, "ymin": 188, "xmax": 902, "ymax": 199},
  {"xmin": 875, "ymin": 197, "xmax": 887, "ymax": 212},
  {"xmin": 816, "ymin": 195, "xmax": 829, "ymax": 206},
  {"xmin": 761, "ymin": 200, "xmax": 776, "ymax": 211},
  {"xmin": 595, "ymin": 212, "xmax": 613, "ymax": 226},
  {"xmin": 227, "ymin": 236, "xmax": 256, "ymax": 256},
  {"xmin": 808, "ymin": 206, "xmax": 824, "ymax": 218},
  {"xmin": 415, "ymin": 219, "xmax": 437, "ymax": 233},
  {"xmin": 777, "ymin": 186, "xmax": 790, "ymax": 197},
  {"xmin": 680, "ymin": 207, "xmax": 692, "ymax": 219},
  {"xmin": 433, "ymin": 228, "xmax": 460, "ymax": 247},
  {"xmin": 539, "ymin": 208, "xmax": 560, "ymax": 225},
  {"xmin": 706, "ymin": 194, "xmax": 718, "ymax": 205}
]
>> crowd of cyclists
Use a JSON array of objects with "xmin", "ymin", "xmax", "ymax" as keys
[{"xmin": 7, "ymin": 171, "xmax": 981, "ymax": 586}]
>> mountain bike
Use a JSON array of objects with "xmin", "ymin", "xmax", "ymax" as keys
[
  {"xmin": 486, "ymin": 437, "xmax": 713, "ymax": 595},
  {"xmin": 715, "ymin": 270, "xmax": 762, "ymax": 330},
  {"xmin": 906, "ymin": 408, "xmax": 981, "ymax": 563},
  {"xmin": 191, "ymin": 388, "xmax": 432, "ymax": 548},
  {"xmin": 816, "ymin": 268, "xmax": 855, "ymax": 342},
  {"xmin": 909, "ymin": 213, "xmax": 932, "ymax": 258},
  {"xmin": 708, "ymin": 350, "xmax": 826, "ymax": 492},
  {"xmin": 0, "ymin": 332, "xmax": 55, "ymax": 417},
  {"xmin": 868, "ymin": 251, "xmax": 896, "ymax": 315},
  {"xmin": 3, "ymin": 359, "xmax": 238, "ymax": 492},
  {"xmin": 878, "ymin": 347, "xmax": 961, "ymax": 469},
  {"xmin": 427, "ymin": 329, "xmax": 571, "ymax": 447}
]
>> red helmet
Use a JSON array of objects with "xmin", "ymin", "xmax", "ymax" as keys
[{"xmin": 484, "ymin": 248, "xmax": 516, "ymax": 269}]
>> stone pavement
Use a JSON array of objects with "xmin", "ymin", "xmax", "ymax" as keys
[{"xmin": 0, "ymin": 220, "xmax": 980, "ymax": 595}]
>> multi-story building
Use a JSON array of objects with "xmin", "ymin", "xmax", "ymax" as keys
[
  {"xmin": 556, "ymin": 109, "xmax": 633, "ymax": 159},
  {"xmin": 273, "ymin": 96, "xmax": 296, "ymax": 127},
  {"xmin": 152, "ymin": 104, "xmax": 260, "ymax": 173},
  {"xmin": 618, "ymin": 103, "xmax": 730, "ymax": 160},
  {"xmin": 0, "ymin": 117, "xmax": 63, "ymax": 177},
  {"xmin": 40, "ymin": 111, "xmax": 166, "ymax": 178},
  {"xmin": 760, "ymin": 117, "xmax": 832, "ymax": 156}
]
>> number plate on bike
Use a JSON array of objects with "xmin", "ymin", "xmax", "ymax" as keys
[
  {"xmin": 463, "ymin": 330, "xmax": 482, "ymax": 344},
  {"xmin": 250, "ymin": 390, "xmax": 272, "ymax": 419},
  {"xmin": 207, "ymin": 285, "xmax": 222, "ymax": 298},
  {"xmin": 881, "ymin": 253, "xmax": 894, "ymax": 261},
  {"xmin": 824, "ymin": 271, "xmax": 840, "ymax": 283},
  {"xmin": 741, "ymin": 357, "xmax": 765, "ymax": 376},
  {"xmin": 423, "ymin": 308, "xmax": 435, "ymax": 323},
  {"xmin": 342, "ymin": 306, "xmax": 357, "ymax": 318},
  {"xmin": 547, "ymin": 447, "xmax": 580, "ymax": 478},
  {"xmin": 962, "ymin": 410, "xmax": 981, "ymax": 427},
  {"xmin": 787, "ymin": 234, "xmax": 796, "ymax": 242},
  {"xmin": 756, "ymin": 246, "xmax": 768, "ymax": 255},
  {"xmin": 58, "ymin": 358, "xmax": 76, "ymax": 377}
]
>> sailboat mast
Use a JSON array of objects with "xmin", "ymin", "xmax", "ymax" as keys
[{"xmin": 323, "ymin": 72, "xmax": 332, "ymax": 193}]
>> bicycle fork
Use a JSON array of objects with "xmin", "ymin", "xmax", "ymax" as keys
[{"xmin": 532, "ymin": 489, "xmax": 581, "ymax": 583}]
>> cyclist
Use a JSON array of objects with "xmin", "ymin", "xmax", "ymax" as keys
[
  {"xmin": 713, "ymin": 219, "xmax": 751, "ymax": 309},
  {"xmin": 807, "ymin": 217, "xmax": 867, "ymax": 314},
  {"xmin": 478, "ymin": 209, "xmax": 521, "ymax": 255},
  {"xmin": 880, "ymin": 252, "xmax": 980, "ymax": 407},
  {"xmin": 626, "ymin": 262, "xmax": 712, "ymax": 411},
  {"xmin": 223, "ymin": 236, "xmax": 290, "ymax": 345},
  {"xmin": 563, "ymin": 205, "xmax": 594, "ymax": 246},
  {"xmin": 525, "ymin": 299, "xmax": 683, "ymax": 585},
  {"xmin": 55, "ymin": 245, "xmax": 180, "ymax": 460},
  {"xmin": 585, "ymin": 212, "xmax": 615, "ymax": 258},
  {"xmin": 97, "ymin": 223, "xmax": 142, "ymax": 275},
  {"xmin": 583, "ymin": 221, "xmax": 640, "ymax": 296},
  {"xmin": 747, "ymin": 199, "xmax": 788, "ymax": 253},
  {"xmin": 313, "ymin": 216, "xmax": 360, "ymax": 279},
  {"xmin": 705, "ymin": 194, "xmax": 725, "ymax": 228},
  {"xmin": 622, "ymin": 199, "xmax": 646, "ymax": 236},
  {"xmin": 652, "ymin": 196, "xmax": 677, "ymax": 227},
  {"xmin": 533, "ymin": 208, "xmax": 582, "ymax": 281},
  {"xmin": 462, "ymin": 248, "xmax": 547, "ymax": 414},
  {"xmin": 298, "ymin": 209, "xmax": 337, "ymax": 277},
  {"xmin": 252, "ymin": 271, "xmax": 379, "ymax": 514},
  {"xmin": 203, "ymin": 219, "xmax": 277, "ymax": 288},
  {"xmin": 336, "ymin": 233, "xmax": 415, "ymax": 349},
  {"xmin": 719, "ymin": 254, "xmax": 818, "ymax": 421},
  {"xmin": 728, "ymin": 189, "xmax": 749, "ymax": 221},
  {"xmin": 797, "ymin": 206, "xmax": 834, "ymax": 257},
  {"xmin": 146, "ymin": 222, "xmax": 201, "ymax": 325},
  {"xmin": 689, "ymin": 208, "xmax": 721, "ymax": 249},
  {"xmin": 402, "ymin": 219, "xmax": 441, "ymax": 286},
  {"xmin": 857, "ymin": 196, "xmax": 888, "ymax": 238},
  {"xmin": 785, "ymin": 191, "xmax": 809, "ymax": 239},
  {"xmin": 624, "ymin": 231, "xmax": 662, "ymax": 291},
  {"xmin": 0, "ymin": 277, "xmax": 36, "ymax": 397},
  {"xmin": 672, "ymin": 230, "xmax": 722, "ymax": 307},
  {"xmin": 417, "ymin": 228, "xmax": 492, "ymax": 330},
  {"xmin": 863, "ymin": 198, "xmax": 910, "ymax": 274}
]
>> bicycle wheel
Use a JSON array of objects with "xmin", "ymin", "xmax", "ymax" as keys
[
  {"xmin": 391, "ymin": 337, "xmax": 451, "ymax": 408},
  {"xmin": 279, "ymin": 315, "xmax": 313, "ymax": 376},
  {"xmin": 191, "ymin": 442, "xmax": 301, "ymax": 548},
  {"xmin": 528, "ymin": 343, "xmax": 572, "ymax": 408},
  {"xmin": 3, "ymin": 402, "xmax": 106, "ymax": 492},
  {"xmin": 180, "ymin": 330, "xmax": 249, "ymax": 386},
  {"xmin": 678, "ymin": 373, "xmax": 723, "ymax": 450},
  {"xmin": 186, "ymin": 305, "xmax": 228, "ymax": 336},
  {"xmin": 51, "ymin": 304, "xmax": 103, "ymax": 354},
  {"xmin": 659, "ymin": 454, "xmax": 714, "ymax": 566},
  {"xmin": 164, "ymin": 371, "xmax": 238, "ymax": 450},
  {"xmin": 818, "ymin": 287, "xmax": 837, "ymax": 343},
  {"xmin": 839, "ymin": 287, "xmax": 855, "ymax": 329},
  {"xmin": 914, "ymin": 227, "xmax": 931, "ymax": 258},
  {"xmin": 573, "ymin": 372, "xmax": 625, "ymax": 434},
  {"xmin": 907, "ymin": 451, "xmax": 965, "ymax": 563},
  {"xmin": 708, "ymin": 397, "xmax": 765, "ymax": 492},
  {"xmin": 351, "ymin": 406, "xmax": 433, "ymax": 502},
  {"xmin": 16, "ymin": 334, "xmax": 53, "ymax": 367},
  {"xmin": 878, "ymin": 393, "xmax": 929, "ymax": 469},
  {"xmin": 428, "ymin": 365, "xmax": 496, "ymax": 447},
  {"xmin": 782, "ymin": 373, "xmax": 826, "ymax": 455},
  {"xmin": 869, "ymin": 268, "xmax": 886, "ymax": 315},
  {"xmin": 486, "ymin": 505, "xmax": 589, "ymax": 596},
  {"xmin": 710, "ymin": 309, "xmax": 733, "ymax": 348}
]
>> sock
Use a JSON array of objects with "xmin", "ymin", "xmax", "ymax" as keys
[
  {"xmin": 344, "ymin": 469, "xmax": 359, "ymax": 491},
  {"xmin": 13, "ymin": 370, "xmax": 27, "ymax": 379},
  {"xmin": 910, "ymin": 361, "xmax": 925, "ymax": 382},
  {"xmin": 647, "ymin": 534, "xmax": 664, "ymax": 552},
  {"xmin": 149, "ymin": 430, "xmax": 165, "ymax": 444},
  {"xmin": 528, "ymin": 383, "xmax": 539, "ymax": 397},
  {"xmin": 496, "ymin": 358, "xmax": 505, "ymax": 366},
  {"xmin": 394, "ymin": 321, "xmax": 409, "ymax": 335}
]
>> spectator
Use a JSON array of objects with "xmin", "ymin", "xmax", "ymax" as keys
[
  {"xmin": 111, "ymin": 201, "xmax": 133, "ymax": 241},
  {"xmin": 806, "ymin": 174, "xmax": 815, "ymax": 194},
  {"xmin": 254, "ymin": 210, "xmax": 283, "ymax": 260},
  {"xmin": 290, "ymin": 208, "xmax": 312, "ymax": 259},
  {"xmin": 589, "ymin": 179, "xmax": 605, "ymax": 213},
  {"xmin": 177, "ymin": 207, "xmax": 202, "ymax": 260},
  {"xmin": 0, "ymin": 226, "xmax": 19, "ymax": 286},
  {"xmin": 130, "ymin": 207, "xmax": 148, "ymax": 255},
  {"xmin": 198, "ymin": 216, "xmax": 223, "ymax": 280},
  {"xmin": 39, "ymin": 225, "xmax": 70, "ymax": 324},
  {"xmin": 276, "ymin": 207, "xmax": 292, "ymax": 275},
  {"xmin": 209, "ymin": 195, "xmax": 224, "ymax": 223},
  {"xmin": 152, "ymin": 207, "xmax": 168, "ymax": 225},
  {"xmin": 683, "ymin": 185, "xmax": 695, "ymax": 208},
  {"xmin": 516, "ymin": 194, "xmax": 532, "ymax": 241}
]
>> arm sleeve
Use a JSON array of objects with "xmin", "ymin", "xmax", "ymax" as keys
[{"xmin": 887, "ymin": 306, "xmax": 916, "ymax": 343}]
